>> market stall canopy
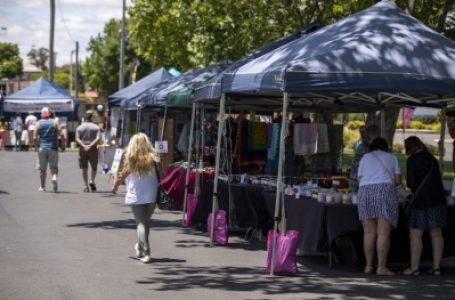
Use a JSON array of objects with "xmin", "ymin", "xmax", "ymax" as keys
[
  {"xmin": 139, "ymin": 62, "xmax": 231, "ymax": 108},
  {"xmin": 108, "ymin": 67, "xmax": 173, "ymax": 107},
  {"xmin": 3, "ymin": 77, "xmax": 77, "ymax": 112},
  {"xmin": 221, "ymin": 0, "xmax": 455, "ymax": 112},
  {"xmin": 193, "ymin": 23, "xmax": 322, "ymax": 104}
]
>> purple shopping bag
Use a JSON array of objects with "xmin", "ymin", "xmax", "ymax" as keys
[
  {"xmin": 207, "ymin": 210, "xmax": 229, "ymax": 245},
  {"xmin": 185, "ymin": 194, "xmax": 199, "ymax": 227},
  {"xmin": 266, "ymin": 229, "xmax": 299, "ymax": 275}
]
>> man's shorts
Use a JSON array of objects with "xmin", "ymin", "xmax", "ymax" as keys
[
  {"xmin": 79, "ymin": 147, "xmax": 99, "ymax": 169},
  {"xmin": 38, "ymin": 149, "xmax": 59, "ymax": 171}
]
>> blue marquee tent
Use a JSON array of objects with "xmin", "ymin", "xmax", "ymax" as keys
[
  {"xmin": 139, "ymin": 62, "xmax": 231, "ymax": 107},
  {"xmin": 3, "ymin": 77, "xmax": 77, "ymax": 113},
  {"xmin": 108, "ymin": 67, "xmax": 173, "ymax": 108},
  {"xmin": 194, "ymin": 23, "xmax": 322, "ymax": 103},
  {"xmin": 220, "ymin": 0, "xmax": 455, "ymax": 111}
]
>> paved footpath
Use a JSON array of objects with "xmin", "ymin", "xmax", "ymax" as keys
[{"xmin": 1, "ymin": 151, "xmax": 455, "ymax": 300}]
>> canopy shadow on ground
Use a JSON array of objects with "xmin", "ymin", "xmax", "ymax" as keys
[
  {"xmin": 65, "ymin": 218, "xmax": 184, "ymax": 230},
  {"xmin": 135, "ymin": 262, "xmax": 455, "ymax": 298}
]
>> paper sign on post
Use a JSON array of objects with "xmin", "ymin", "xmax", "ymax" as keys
[
  {"xmin": 155, "ymin": 141, "xmax": 168, "ymax": 154},
  {"xmin": 110, "ymin": 148, "xmax": 124, "ymax": 175}
]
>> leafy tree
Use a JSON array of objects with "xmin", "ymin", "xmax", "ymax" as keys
[
  {"xmin": 83, "ymin": 19, "xmax": 151, "ymax": 97},
  {"xmin": 0, "ymin": 42, "xmax": 22, "ymax": 78},
  {"xmin": 27, "ymin": 47, "xmax": 49, "ymax": 71}
]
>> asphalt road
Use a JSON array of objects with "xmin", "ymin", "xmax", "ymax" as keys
[{"xmin": 1, "ymin": 151, "xmax": 455, "ymax": 300}]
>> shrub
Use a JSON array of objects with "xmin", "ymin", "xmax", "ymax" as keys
[
  {"xmin": 346, "ymin": 120, "xmax": 365, "ymax": 130},
  {"xmin": 393, "ymin": 142, "xmax": 404, "ymax": 154},
  {"xmin": 426, "ymin": 144, "xmax": 439, "ymax": 156},
  {"xmin": 344, "ymin": 129, "xmax": 359, "ymax": 149}
]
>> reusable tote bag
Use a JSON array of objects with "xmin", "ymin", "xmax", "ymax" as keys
[
  {"xmin": 185, "ymin": 194, "xmax": 199, "ymax": 226},
  {"xmin": 207, "ymin": 209, "xmax": 229, "ymax": 245},
  {"xmin": 266, "ymin": 229, "xmax": 300, "ymax": 275}
]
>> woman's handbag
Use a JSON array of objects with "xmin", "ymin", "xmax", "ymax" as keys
[
  {"xmin": 265, "ymin": 229, "xmax": 300, "ymax": 275},
  {"xmin": 154, "ymin": 162, "xmax": 171, "ymax": 210},
  {"xmin": 404, "ymin": 160, "xmax": 434, "ymax": 218}
]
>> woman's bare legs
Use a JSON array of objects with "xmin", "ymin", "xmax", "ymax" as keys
[
  {"xmin": 362, "ymin": 219, "xmax": 377, "ymax": 272},
  {"xmin": 430, "ymin": 227, "xmax": 444, "ymax": 271},
  {"xmin": 408, "ymin": 228, "xmax": 423, "ymax": 272},
  {"xmin": 376, "ymin": 218, "xmax": 394, "ymax": 275}
]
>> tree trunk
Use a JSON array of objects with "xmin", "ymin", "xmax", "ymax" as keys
[
  {"xmin": 406, "ymin": 0, "xmax": 416, "ymax": 14},
  {"xmin": 437, "ymin": 0, "xmax": 451, "ymax": 33}
]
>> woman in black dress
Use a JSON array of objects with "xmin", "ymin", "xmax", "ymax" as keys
[{"xmin": 403, "ymin": 136, "xmax": 447, "ymax": 275}]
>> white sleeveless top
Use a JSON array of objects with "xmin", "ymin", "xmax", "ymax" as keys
[{"xmin": 125, "ymin": 169, "xmax": 159, "ymax": 205}]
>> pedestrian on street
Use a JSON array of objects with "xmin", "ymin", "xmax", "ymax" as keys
[
  {"xmin": 112, "ymin": 133, "xmax": 160, "ymax": 264},
  {"xmin": 12, "ymin": 112, "xmax": 23, "ymax": 151},
  {"xmin": 75, "ymin": 111, "xmax": 101, "ymax": 192},
  {"xmin": 24, "ymin": 112, "xmax": 37, "ymax": 151},
  {"xmin": 33, "ymin": 107, "xmax": 60, "ymax": 192}
]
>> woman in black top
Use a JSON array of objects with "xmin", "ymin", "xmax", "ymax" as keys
[{"xmin": 403, "ymin": 136, "xmax": 447, "ymax": 275}]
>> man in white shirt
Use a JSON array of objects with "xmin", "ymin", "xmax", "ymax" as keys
[{"xmin": 25, "ymin": 112, "xmax": 37, "ymax": 151}]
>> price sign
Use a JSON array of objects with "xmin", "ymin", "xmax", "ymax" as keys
[
  {"xmin": 110, "ymin": 148, "xmax": 124, "ymax": 175},
  {"xmin": 155, "ymin": 140, "xmax": 168, "ymax": 154}
]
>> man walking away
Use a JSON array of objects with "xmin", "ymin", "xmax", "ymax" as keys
[
  {"xmin": 34, "ymin": 107, "xmax": 60, "ymax": 192},
  {"xmin": 76, "ymin": 111, "xmax": 101, "ymax": 192}
]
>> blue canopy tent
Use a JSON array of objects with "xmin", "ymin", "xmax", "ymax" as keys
[
  {"xmin": 3, "ymin": 77, "xmax": 77, "ymax": 113},
  {"xmin": 108, "ymin": 67, "xmax": 173, "ymax": 108},
  {"xmin": 207, "ymin": 0, "xmax": 455, "ymax": 272},
  {"xmin": 193, "ymin": 23, "xmax": 322, "ymax": 104},
  {"xmin": 139, "ymin": 62, "xmax": 231, "ymax": 108}
]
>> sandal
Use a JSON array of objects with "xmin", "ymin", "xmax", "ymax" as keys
[
  {"xmin": 429, "ymin": 268, "xmax": 441, "ymax": 276},
  {"xmin": 403, "ymin": 268, "xmax": 420, "ymax": 276},
  {"xmin": 83, "ymin": 187, "xmax": 89, "ymax": 193},
  {"xmin": 376, "ymin": 268, "xmax": 396, "ymax": 276},
  {"xmin": 89, "ymin": 182, "xmax": 97, "ymax": 192},
  {"xmin": 363, "ymin": 266, "xmax": 375, "ymax": 274}
]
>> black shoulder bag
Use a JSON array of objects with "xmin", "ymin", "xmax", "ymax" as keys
[
  {"xmin": 405, "ymin": 160, "xmax": 434, "ymax": 218},
  {"xmin": 153, "ymin": 162, "xmax": 171, "ymax": 210}
]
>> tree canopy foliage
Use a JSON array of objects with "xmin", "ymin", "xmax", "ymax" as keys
[
  {"xmin": 0, "ymin": 42, "xmax": 22, "ymax": 79},
  {"xmin": 128, "ymin": 0, "xmax": 455, "ymax": 72},
  {"xmin": 27, "ymin": 47, "xmax": 49, "ymax": 72}
]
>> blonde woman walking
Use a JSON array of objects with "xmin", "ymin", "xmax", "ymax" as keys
[{"xmin": 112, "ymin": 133, "xmax": 160, "ymax": 263}]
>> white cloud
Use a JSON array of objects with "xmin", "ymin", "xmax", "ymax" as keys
[{"xmin": 0, "ymin": 0, "xmax": 127, "ymax": 66}]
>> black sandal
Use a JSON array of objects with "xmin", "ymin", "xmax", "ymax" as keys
[{"xmin": 429, "ymin": 268, "xmax": 441, "ymax": 276}]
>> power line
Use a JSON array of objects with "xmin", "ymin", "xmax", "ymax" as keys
[{"xmin": 56, "ymin": 0, "xmax": 76, "ymax": 43}]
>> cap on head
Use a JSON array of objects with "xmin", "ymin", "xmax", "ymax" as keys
[{"xmin": 41, "ymin": 107, "xmax": 50, "ymax": 118}]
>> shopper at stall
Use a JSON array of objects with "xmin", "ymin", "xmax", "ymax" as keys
[
  {"xmin": 349, "ymin": 125, "xmax": 380, "ymax": 191},
  {"xmin": 357, "ymin": 137, "xmax": 401, "ymax": 275},
  {"xmin": 112, "ymin": 133, "xmax": 160, "ymax": 264},
  {"xmin": 403, "ymin": 136, "xmax": 446, "ymax": 276},
  {"xmin": 0, "ymin": 116, "xmax": 8, "ymax": 150},
  {"xmin": 24, "ymin": 112, "xmax": 37, "ymax": 151},
  {"xmin": 447, "ymin": 120, "xmax": 455, "ymax": 173},
  {"xmin": 12, "ymin": 112, "xmax": 23, "ymax": 151}
]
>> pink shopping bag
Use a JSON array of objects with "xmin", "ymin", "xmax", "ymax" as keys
[
  {"xmin": 266, "ymin": 229, "xmax": 299, "ymax": 275},
  {"xmin": 185, "ymin": 194, "xmax": 199, "ymax": 227},
  {"xmin": 207, "ymin": 210, "xmax": 229, "ymax": 245}
]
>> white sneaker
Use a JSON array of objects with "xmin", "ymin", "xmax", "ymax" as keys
[
  {"xmin": 52, "ymin": 176, "xmax": 58, "ymax": 192},
  {"xmin": 134, "ymin": 243, "xmax": 144, "ymax": 259},
  {"xmin": 38, "ymin": 187, "xmax": 46, "ymax": 192},
  {"xmin": 140, "ymin": 255, "xmax": 152, "ymax": 264}
]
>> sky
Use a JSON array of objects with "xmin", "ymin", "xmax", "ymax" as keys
[{"xmin": 0, "ymin": 0, "xmax": 132, "ymax": 67}]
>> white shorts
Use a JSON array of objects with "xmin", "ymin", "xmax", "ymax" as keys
[{"xmin": 38, "ymin": 149, "xmax": 59, "ymax": 170}]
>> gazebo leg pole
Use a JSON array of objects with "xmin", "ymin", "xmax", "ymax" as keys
[
  {"xmin": 210, "ymin": 93, "xmax": 226, "ymax": 246},
  {"xmin": 270, "ymin": 92, "xmax": 289, "ymax": 276}
]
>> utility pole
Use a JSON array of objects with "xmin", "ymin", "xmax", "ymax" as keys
[
  {"xmin": 119, "ymin": 0, "xmax": 126, "ymax": 90},
  {"xmin": 70, "ymin": 50, "xmax": 74, "ymax": 96},
  {"xmin": 75, "ymin": 42, "xmax": 79, "ymax": 99},
  {"xmin": 49, "ymin": 0, "xmax": 55, "ymax": 81}
]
